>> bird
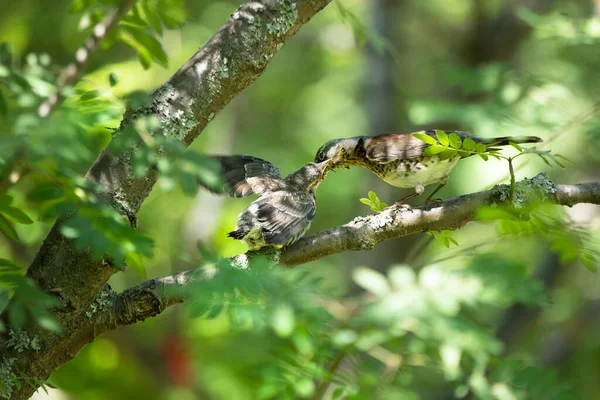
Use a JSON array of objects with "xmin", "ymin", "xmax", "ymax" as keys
[
  {"xmin": 198, "ymin": 155, "xmax": 330, "ymax": 250},
  {"xmin": 314, "ymin": 130, "xmax": 543, "ymax": 205}
]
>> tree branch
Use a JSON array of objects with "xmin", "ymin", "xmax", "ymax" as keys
[
  {"xmin": 0, "ymin": 1, "xmax": 332, "ymax": 398},
  {"xmin": 92, "ymin": 175, "xmax": 600, "ymax": 333},
  {"xmin": 38, "ymin": 0, "xmax": 138, "ymax": 117}
]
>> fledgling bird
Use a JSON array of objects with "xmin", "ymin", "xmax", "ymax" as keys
[
  {"xmin": 314, "ymin": 130, "xmax": 542, "ymax": 205},
  {"xmin": 200, "ymin": 155, "xmax": 330, "ymax": 250}
]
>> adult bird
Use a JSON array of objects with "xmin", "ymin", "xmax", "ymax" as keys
[
  {"xmin": 314, "ymin": 130, "xmax": 542, "ymax": 205},
  {"xmin": 199, "ymin": 155, "xmax": 330, "ymax": 250}
]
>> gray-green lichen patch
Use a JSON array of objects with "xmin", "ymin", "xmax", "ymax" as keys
[
  {"xmin": 7, "ymin": 329, "xmax": 41, "ymax": 353},
  {"xmin": 0, "ymin": 358, "xmax": 16, "ymax": 399},
  {"xmin": 230, "ymin": 253, "xmax": 250, "ymax": 270},
  {"xmin": 86, "ymin": 286, "xmax": 115, "ymax": 318},
  {"xmin": 151, "ymin": 83, "xmax": 197, "ymax": 142},
  {"xmin": 267, "ymin": 0, "xmax": 298, "ymax": 37},
  {"xmin": 218, "ymin": 57, "xmax": 230, "ymax": 79},
  {"xmin": 369, "ymin": 209, "xmax": 396, "ymax": 231},
  {"xmin": 494, "ymin": 172, "xmax": 556, "ymax": 208}
]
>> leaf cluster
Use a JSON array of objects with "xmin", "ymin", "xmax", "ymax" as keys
[
  {"xmin": 69, "ymin": 0, "xmax": 187, "ymax": 69},
  {"xmin": 359, "ymin": 191, "xmax": 388, "ymax": 212}
]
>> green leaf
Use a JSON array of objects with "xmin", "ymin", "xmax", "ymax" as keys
[
  {"xmin": 156, "ymin": 0, "xmax": 187, "ymax": 28},
  {"xmin": 142, "ymin": 2, "xmax": 163, "ymax": 35},
  {"xmin": 125, "ymin": 253, "xmax": 147, "ymax": 279},
  {"xmin": 0, "ymin": 214, "xmax": 19, "ymax": 241},
  {"xmin": 412, "ymin": 132, "xmax": 438, "ymax": 145},
  {"xmin": 439, "ymin": 149, "xmax": 458, "ymax": 161},
  {"xmin": 554, "ymin": 154, "xmax": 575, "ymax": 165},
  {"xmin": 581, "ymin": 252, "xmax": 598, "ymax": 272},
  {"xmin": 32, "ymin": 311, "xmax": 62, "ymax": 333},
  {"xmin": 353, "ymin": 267, "xmax": 390, "ymax": 297},
  {"xmin": 368, "ymin": 190, "xmax": 378, "ymax": 203},
  {"xmin": 122, "ymin": 26, "xmax": 168, "ymax": 68},
  {"xmin": 27, "ymin": 185, "xmax": 64, "ymax": 202},
  {"xmin": 538, "ymin": 154, "xmax": 552, "ymax": 166},
  {"xmin": 359, "ymin": 198, "xmax": 372, "ymax": 206},
  {"xmin": 294, "ymin": 378, "xmax": 315, "ymax": 397},
  {"xmin": 79, "ymin": 90, "xmax": 101, "ymax": 101},
  {"xmin": 1, "ymin": 206, "xmax": 33, "ymax": 225},
  {"xmin": 423, "ymin": 145, "xmax": 446, "ymax": 156},
  {"xmin": 476, "ymin": 143, "xmax": 487, "ymax": 153},
  {"xmin": 509, "ymin": 142, "xmax": 523, "ymax": 152},
  {"xmin": 68, "ymin": 0, "xmax": 94, "ymax": 13},
  {"xmin": 108, "ymin": 72, "xmax": 118, "ymax": 87},
  {"xmin": 449, "ymin": 133, "xmax": 462, "ymax": 149},
  {"xmin": 271, "ymin": 303, "xmax": 295, "ymax": 337},
  {"xmin": 122, "ymin": 4, "xmax": 149, "ymax": 28},
  {"xmin": 478, "ymin": 153, "xmax": 489, "ymax": 161},
  {"xmin": 463, "ymin": 137, "xmax": 477, "ymax": 150},
  {"xmin": 435, "ymin": 130, "xmax": 449, "ymax": 146}
]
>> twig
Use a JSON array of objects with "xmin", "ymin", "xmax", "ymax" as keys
[{"xmin": 38, "ymin": 0, "xmax": 137, "ymax": 117}]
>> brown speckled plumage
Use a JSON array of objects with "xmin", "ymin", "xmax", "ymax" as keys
[
  {"xmin": 316, "ymin": 130, "xmax": 542, "ymax": 204},
  {"xmin": 198, "ymin": 155, "xmax": 330, "ymax": 250}
]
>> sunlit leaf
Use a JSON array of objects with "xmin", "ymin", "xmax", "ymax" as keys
[
  {"xmin": 271, "ymin": 303, "xmax": 295, "ymax": 337},
  {"xmin": 1, "ymin": 206, "xmax": 33, "ymax": 225},
  {"xmin": 435, "ymin": 130, "xmax": 449, "ymax": 146},
  {"xmin": 353, "ymin": 267, "xmax": 390, "ymax": 297},
  {"xmin": 423, "ymin": 145, "xmax": 446, "ymax": 156},
  {"xmin": 509, "ymin": 142, "xmax": 523, "ymax": 152},
  {"xmin": 412, "ymin": 133, "xmax": 437, "ymax": 145},
  {"xmin": 122, "ymin": 26, "xmax": 168, "ymax": 68},
  {"xmin": 463, "ymin": 137, "xmax": 477, "ymax": 150},
  {"xmin": 449, "ymin": 133, "xmax": 462, "ymax": 149}
]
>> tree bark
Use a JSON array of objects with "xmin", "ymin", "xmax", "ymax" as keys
[{"xmin": 0, "ymin": 1, "xmax": 332, "ymax": 398}]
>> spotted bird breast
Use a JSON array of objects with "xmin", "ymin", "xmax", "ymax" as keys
[{"xmin": 370, "ymin": 155, "xmax": 461, "ymax": 188}]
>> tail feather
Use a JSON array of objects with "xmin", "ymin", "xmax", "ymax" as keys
[
  {"xmin": 227, "ymin": 229, "xmax": 246, "ymax": 240},
  {"xmin": 480, "ymin": 135, "xmax": 543, "ymax": 147}
]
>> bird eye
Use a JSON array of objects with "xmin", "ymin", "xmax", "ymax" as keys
[{"xmin": 315, "ymin": 149, "xmax": 324, "ymax": 162}]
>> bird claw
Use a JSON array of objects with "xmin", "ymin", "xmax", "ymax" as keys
[
  {"xmin": 425, "ymin": 198, "xmax": 443, "ymax": 205},
  {"xmin": 388, "ymin": 201, "xmax": 412, "ymax": 210}
]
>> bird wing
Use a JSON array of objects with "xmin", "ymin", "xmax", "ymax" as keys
[
  {"xmin": 363, "ymin": 132, "xmax": 439, "ymax": 163},
  {"xmin": 363, "ymin": 131, "xmax": 481, "ymax": 163},
  {"xmin": 202, "ymin": 155, "xmax": 284, "ymax": 197},
  {"xmin": 255, "ymin": 192, "xmax": 316, "ymax": 246}
]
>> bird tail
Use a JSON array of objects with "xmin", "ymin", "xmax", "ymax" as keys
[
  {"xmin": 227, "ymin": 229, "xmax": 246, "ymax": 240},
  {"xmin": 480, "ymin": 136, "xmax": 543, "ymax": 147}
]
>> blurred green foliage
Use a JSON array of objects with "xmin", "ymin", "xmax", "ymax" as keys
[{"xmin": 1, "ymin": 0, "xmax": 600, "ymax": 399}]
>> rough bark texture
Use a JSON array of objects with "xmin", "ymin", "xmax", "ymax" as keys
[
  {"xmin": 0, "ymin": 1, "xmax": 331, "ymax": 398},
  {"xmin": 88, "ymin": 176, "xmax": 600, "ymax": 334}
]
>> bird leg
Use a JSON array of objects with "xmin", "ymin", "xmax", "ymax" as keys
[
  {"xmin": 393, "ymin": 183, "xmax": 425, "ymax": 207},
  {"xmin": 425, "ymin": 175, "xmax": 449, "ymax": 204}
]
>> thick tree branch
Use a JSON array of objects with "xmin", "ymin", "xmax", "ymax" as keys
[
  {"xmin": 0, "ymin": 1, "xmax": 332, "ymax": 399},
  {"xmin": 92, "ymin": 176, "xmax": 600, "ymax": 332}
]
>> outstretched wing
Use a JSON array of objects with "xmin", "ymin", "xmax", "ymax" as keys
[
  {"xmin": 201, "ymin": 155, "xmax": 284, "ymax": 197},
  {"xmin": 255, "ymin": 192, "xmax": 316, "ymax": 247},
  {"xmin": 363, "ymin": 131, "xmax": 472, "ymax": 163}
]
